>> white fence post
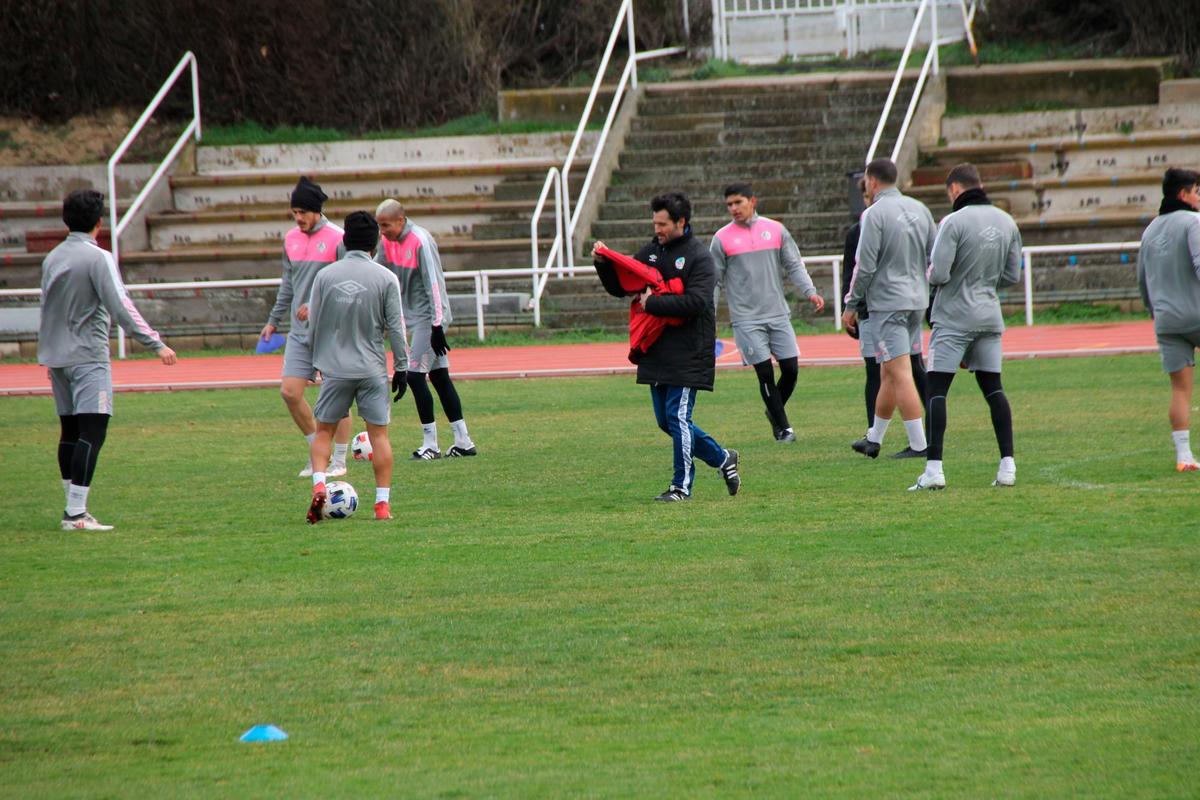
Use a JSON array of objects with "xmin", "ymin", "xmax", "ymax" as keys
[{"xmin": 1023, "ymin": 251, "xmax": 1034, "ymax": 326}]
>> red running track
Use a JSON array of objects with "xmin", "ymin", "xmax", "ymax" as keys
[{"xmin": 0, "ymin": 320, "xmax": 1158, "ymax": 397}]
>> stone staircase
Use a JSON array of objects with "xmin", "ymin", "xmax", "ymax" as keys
[{"xmin": 538, "ymin": 75, "xmax": 913, "ymax": 330}]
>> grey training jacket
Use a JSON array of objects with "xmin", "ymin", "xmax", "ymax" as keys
[
  {"xmin": 845, "ymin": 187, "xmax": 937, "ymax": 313},
  {"xmin": 38, "ymin": 232, "xmax": 165, "ymax": 367},
  {"xmin": 928, "ymin": 204, "xmax": 1023, "ymax": 333},
  {"xmin": 1138, "ymin": 210, "xmax": 1200, "ymax": 335},
  {"xmin": 711, "ymin": 214, "xmax": 818, "ymax": 325},
  {"xmin": 308, "ymin": 252, "xmax": 409, "ymax": 380},
  {"xmin": 374, "ymin": 220, "xmax": 452, "ymax": 328}
]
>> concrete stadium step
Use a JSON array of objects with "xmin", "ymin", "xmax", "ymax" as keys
[
  {"xmin": 625, "ymin": 125, "xmax": 894, "ymax": 150},
  {"xmin": 631, "ymin": 107, "xmax": 909, "ymax": 132},
  {"xmin": 610, "ymin": 158, "xmax": 881, "ymax": 185},
  {"xmin": 599, "ymin": 194, "xmax": 855, "ymax": 219},
  {"xmin": 170, "ymin": 159, "xmax": 587, "ymax": 212},
  {"xmin": 494, "ymin": 175, "xmax": 585, "ymax": 202},
  {"xmin": 620, "ymin": 142, "xmax": 877, "ymax": 169},
  {"xmin": 941, "ymin": 101, "xmax": 1200, "ymax": 144},
  {"xmin": 913, "ymin": 171, "xmax": 1163, "ymax": 221},
  {"xmin": 604, "ymin": 177, "xmax": 849, "ymax": 204},
  {"xmin": 0, "ymin": 200, "xmax": 134, "ymax": 252},
  {"xmin": 639, "ymin": 89, "xmax": 909, "ymax": 116},
  {"xmin": 920, "ymin": 130, "xmax": 1200, "ymax": 181},
  {"xmin": 146, "ymin": 199, "xmax": 536, "ymax": 250}
]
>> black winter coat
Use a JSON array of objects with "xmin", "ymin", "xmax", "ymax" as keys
[{"xmin": 595, "ymin": 230, "xmax": 717, "ymax": 391}]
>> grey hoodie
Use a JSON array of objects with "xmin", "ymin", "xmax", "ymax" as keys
[
  {"xmin": 1138, "ymin": 209, "xmax": 1200, "ymax": 335},
  {"xmin": 844, "ymin": 186, "xmax": 937, "ymax": 313},
  {"xmin": 928, "ymin": 202, "xmax": 1023, "ymax": 333}
]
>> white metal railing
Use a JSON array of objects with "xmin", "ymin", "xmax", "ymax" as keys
[
  {"xmin": 107, "ymin": 51, "xmax": 202, "ymax": 358},
  {"xmin": 529, "ymin": 0, "xmax": 685, "ymax": 325},
  {"xmin": 865, "ymin": 0, "xmax": 976, "ymax": 165},
  {"xmin": 3, "ymin": 242, "xmax": 1144, "ymax": 354}
]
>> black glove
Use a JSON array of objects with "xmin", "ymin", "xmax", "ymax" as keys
[
  {"xmin": 392, "ymin": 370, "xmax": 407, "ymax": 402},
  {"xmin": 845, "ymin": 323, "xmax": 860, "ymax": 340},
  {"xmin": 430, "ymin": 325, "xmax": 450, "ymax": 357}
]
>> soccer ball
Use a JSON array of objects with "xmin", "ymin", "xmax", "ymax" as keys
[
  {"xmin": 322, "ymin": 481, "xmax": 358, "ymax": 519},
  {"xmin": 351, "ymin": 431, "xmax": 373, "ymax": 461}
]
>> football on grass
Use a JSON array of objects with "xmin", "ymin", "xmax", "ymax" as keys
[
  {"xmin": 322, "ymin": 481, "xmax": 358, "ymax": 519},
  {"xmin": 351, "ymin": 431, "xmax": 373, "ymax": 461}
]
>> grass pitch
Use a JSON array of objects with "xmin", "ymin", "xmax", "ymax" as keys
[{"xmin": 0, "ymin": 355, "xmax": 1197, "ymax": 798}]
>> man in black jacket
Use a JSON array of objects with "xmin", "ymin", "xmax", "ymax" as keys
[{"xmin": 593, "ymin": 191, "xmax": 741, "ymax": 502}]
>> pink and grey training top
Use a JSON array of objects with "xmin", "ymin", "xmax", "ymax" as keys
[
  {"xmin": 266, "ymin": 216, "xmax": 345, "ymax": 335},
  {"xmin": 710, "ymin": 214, "xmax": 818, "ymax": 325}
]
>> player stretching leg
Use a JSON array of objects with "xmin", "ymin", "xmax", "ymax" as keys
[
  {"xmin": 910, "ymin": 164, "xmax": 1022, "ymax": 491},
  {"xmin": 711, "ymin": 182, "xmax": 825, "ymax": 442},
  {"xmin": 260, "ymin": 176, "xmax": 352, "ymax": 478},
  {"xmin": 375, "ymin": 199, "xmax": 477, "ymax": 459},
  {"xmin": 305, "ymin": 212, "xmax": 408, "ymax": 522},
  {"xmin": 1137, "ymin": 167, "xmax": 1200, "ymax": 471},
  {"xmin": 39, "ymin": 190, "xmax": 177, "ymax": 530},
  {"xmin": 843, "ymin": 158, "xmax": 937, "ymax": 461}
]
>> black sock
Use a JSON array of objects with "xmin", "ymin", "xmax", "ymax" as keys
[
  {"xmin": 976, "ymin": 371, "xmax": 1014, "ymax": 458},
  {"xmin": 429, "ymin": 368, "xmax": 463, "ymax": 422},
  {"xmin": 863, "ymin": 358, "xmax": 881, "ymax": 429},
  {"xmin": 407, "ymin": 371, "xmax": 436, "ymax": 425},
  {"xmin": 910, "ymin": 353, "xmax": 928, "ymax": 408},
  {"xmin": 71, "ymin": 413, "xmax": 109, "ymax": 486},
  {"xmin": 753, "ymin": 359, "xmax": 789, "ymax": 431},
  {"xmin": 58, "ymin": 415, "xmax": 79, "ymax": 481},
  {"xmin": 925, "ymin": 371, "xmax": 955, "ymax": 461},
  {"xmin": 777, "ymin": 357, "xmax": 799, "ymax": 406}
]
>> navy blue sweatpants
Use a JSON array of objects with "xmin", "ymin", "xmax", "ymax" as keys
[{"xmin": 650, "ymin": 384, "xmax": 726, "ymax": 495}]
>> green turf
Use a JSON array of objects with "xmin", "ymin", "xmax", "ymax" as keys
[{"xmin": 1, "ymin": 355, "xmax": 1197, "ymax": 798}]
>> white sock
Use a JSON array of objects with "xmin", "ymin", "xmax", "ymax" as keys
[
  {"xmin": 999, "ymin": 456, "xmax": 1016, "ymax": 474},
  {"xmin": 332, "ymin": 443, "xmax": 348, "ymax": 466},
  {"xmin": 1172, "ymin": 430, "xmax": 1194, "ymax": 463},
  {"xmin": 904, "ymin": 418, "xmax": 927, "ymax": 451},
  {"xmin": 66, "ymin": 483, "xmax": 89, "ymax": 517},
  {"xmin": 312, "ymin": 472, "xmax": 327, "ymax": 489},
  {"xmin": 305, "ymin": 432, "xmax": 316, "ymax": 444},
  {"xmin": 422, "ymin": 422, "xmax": 438, "ymax": 451},
  {"xmin": 925, "ymin": 459, "xmax": 943, "ymax": 477},
  {"xmin": 375, "ymin": 487, "xmax": 390, "ymax": 503},
  {"xmin": 450, "ymin": 419, "xmax": 473, "ymax": 448},
  {"xmin": 868, "ymin": 416, "xmax": 890, "ymax": 445}
]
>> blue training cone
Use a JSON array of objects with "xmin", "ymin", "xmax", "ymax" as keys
[
  {"xmin": 714, "ymin": 340, "xmax": 725, "ymax": 358},
  {"xmin": 255, "ymin": 333, "xmax": 286, "ymax": 354},
  {"xmin": 239, "ymin": 724, "xmax": 289, "ymax": 743}
]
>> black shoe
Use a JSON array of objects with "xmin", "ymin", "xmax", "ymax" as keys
[
  {"xmin": 411, "ymin": 447, "xmax": 441, "ymax": 461},
  {"xmin": 891, "ymin": 446, "xmax": 928, "ymax": 459},
  {"xmin": 447, "ymin": 445, "xmax": 477, "ymax": 457},
  {"xmin": 775, "ymin": 427, "xmax": 796, "ymax": 443},
  {"xmin": 851, "ymin": 437, "xmax": 881, "ymax": 459},
  {"xmin": 719, "ymin": 449, "xmax": 741, "ymax": 496},
  {"xmin": 654, "ymin": 486, "xmax": 689, "ymax": 502}
]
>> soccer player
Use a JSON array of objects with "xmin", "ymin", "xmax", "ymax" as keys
[
  {"xmin": 842, "ymin": 178, "xmax": 928, "ymax": 434},
  {"xmin": 305, "ymin": 212, "xmax": 409, "ymax": 523},
  {"xmin": 259, "ymin": 176, "xmax": 352, "ymax": 478},
  {"xmin": 909, "ymin": 163, "xmax": 1022, "ymax": 491},
  {"xmin": 38, "ymin": 189, "xmax": 178, "ymax": 530},
  {"xmin": 1137, "ymin": 167, "xmax": 1200, "ymax": 471},
  {"xmin": 374, "ymin": 199, "xmax": 477, "ymax": 460},
  {"xmin": 592, "ymin": 191, "xmax": 741, "ymax": 502},
  {"xmin": 711, "ymin": 182, "xmax": 825, "ymax": 442},
  {"xmin": 843, "ymin": 158, "xmax": 937, "ymax": 460}
]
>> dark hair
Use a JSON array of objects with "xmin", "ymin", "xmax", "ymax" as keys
[
  {"xmin": 865, "ymin": 158, "xmax": 898, "ymax": 185},
  {"xmin": 945, "ymin": 163, "xmax": 982, "ymax": 189},
  {"xmin": 723, "ymin": 182, "xmax": 755, "ymax": 199},
  {"xmin": 1163, "ymin": 167, "xmax": 1200, "ymax": 199},
  {"xmin": 650, "ymin": 191, "xmax": 691, "ymax": 224},
  {"xmin": 857, "ymin": 177, "xmax": 867, "ymax": 193},
  {"xmin": 62, "ymin": 189, "xmax": 105, "ymax": 233}
]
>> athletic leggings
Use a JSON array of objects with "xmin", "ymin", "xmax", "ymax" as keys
[
  {"xmin": 926, "ymin": 370, "xmax": 1013, "ymax": 461},
  {"xmin": 58, "ymin": 413, "xmax": 109, "ymax": 487},
  {"xmin": 406, "ymin": 368, "xmax": 464, "ymax": 425}
]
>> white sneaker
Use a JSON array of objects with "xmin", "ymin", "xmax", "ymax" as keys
[
  {"xmin": 993, "ymin": 463, "xmax": 1016, "ymax": 487},
  {"xmin": 61, "ymin": 513, "xmax": 114, "ymax": 531},
  {"xmin": 907, "ymin": 472, "xmax": 946, "ymax": 491},
  {"xmin": 326, "ymin": 463, "xmax": 347, "ymax": 477},
  {"xmin": 298, "ymin": 462, "xmax": 314, "ymax": 478}
]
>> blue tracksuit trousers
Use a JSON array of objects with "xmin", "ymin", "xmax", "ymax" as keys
[{"xmin": 650, "ymin": 384, "xmax": 726, "ymax": 495}]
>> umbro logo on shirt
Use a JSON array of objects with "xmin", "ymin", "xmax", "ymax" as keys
[
  {"xmin": 1153, "ymin": 233, "xmax": 1172, "ymax": 253},
  {"xmin": 896, "ymin": 211, "xmax": 921, "ymax": 228},
  {"xmin": 333, "ymin": 280, "xmax": 368, "ymax": 301}
]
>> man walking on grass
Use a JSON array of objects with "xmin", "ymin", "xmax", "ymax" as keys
[
  {"xmin": 39, "ymin": 189, "xmax": 177, "ymax": 530},
  {"xmin": 909, "ymin": 163, "xmax": 1022, "ymax": 491},
  {"xmin": 305, "ymin": 212, "xmax": 409, "ymax": 523},
  {"xmin": 593, "ymin": 191, "xmax": 741, "ymax": 502},
  {"xmin": 1137, "ymin": 167, "xmax": 1200, "ymax": 472},
  {"xmin": 711, "ymin": 182, "xmax": 825, "ymax": 443},
  {"xmin": 843, "ymin": 158, "xmax": 937, "ymax": 461}
]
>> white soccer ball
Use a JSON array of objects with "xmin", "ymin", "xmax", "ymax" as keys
[
  {"xmin": 322, "ymin": 481, "xmax": 358, "ymax": 519},
  {"xmin": 351, "ymin": 431, "xmax": 373, "ymax": 461}
]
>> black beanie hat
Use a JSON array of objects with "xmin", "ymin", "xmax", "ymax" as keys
[
  {"xmin": 342, "ymin": 211, "xmax": 379, "ymax": 252},
  {"xmin": 290, "ymin": 176, "xmax": 327, "ymax": 212}
]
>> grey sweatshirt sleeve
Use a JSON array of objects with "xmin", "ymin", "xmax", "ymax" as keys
[
  {"xmin": 1189, "ymin": 214, "xmax": 1200, "ymax": 279},
  {"xmin": 268, "ymin": 250, "xmax": 294, "ymax": 328},
  {"xmin": 924, "ymin": 206, "xmax": 938, "ymax": 262},
  {"xmin": 780, "ymin": 227, "xmax": 818, "ymax": 298},
  {"xmin": 928, "ymin": 216, "xmax": 957, "ymax": 287},
  {"xmin": 845, "ymin": 205, "xmax": 881, "ymax": 308},
  {"xmin": 419, "ymin": 234, "xmax": 446, "ymax": 327},
  {"xmin": 91, "ymin": 250, "xmax": 164, "ymax": 351},
  {"xmin": 710, "ymin": 235, "xmax": 727, "ymax": 311},
  {"xmin": 1137, "ymin": 244, "xmax": 1152, "ymax": 316},
  {"xmin": 384, "ymin": 275, "xmax": 408, "ymax": 373},
  {"xmin": 1000, "ymin": 223, "xmax": 1023, "ymax": 288}
]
